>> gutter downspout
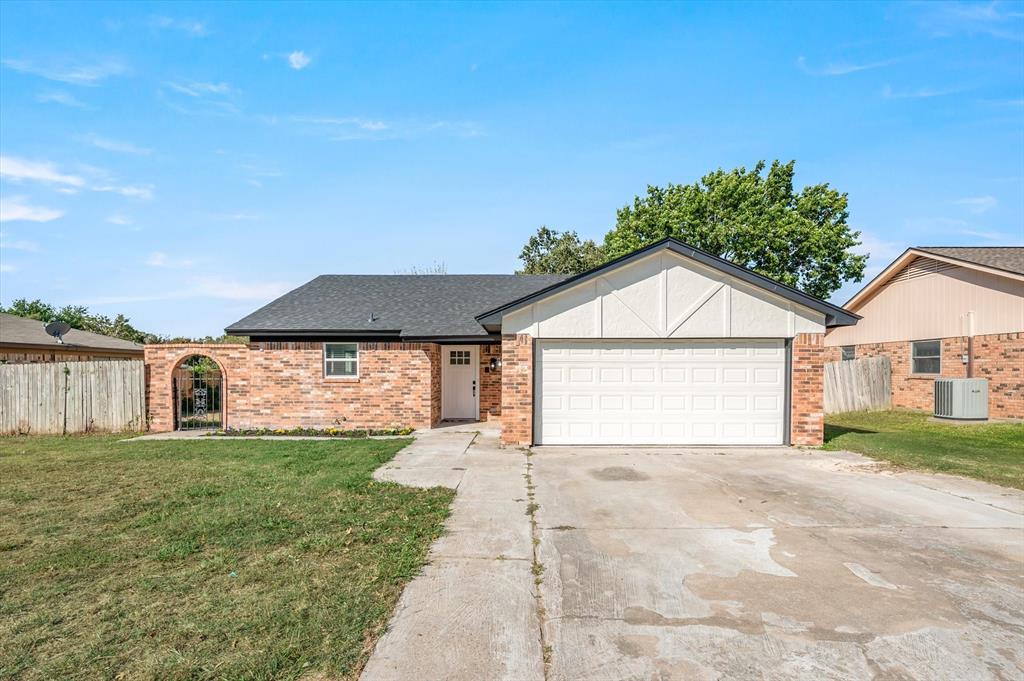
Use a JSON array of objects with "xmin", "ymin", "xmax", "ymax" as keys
[{"xmin": 966, "ymin": 311, "xmax": 975, "ymax": 378}]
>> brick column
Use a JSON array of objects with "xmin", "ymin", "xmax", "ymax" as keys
[
  {"xmin": 790, "ymin": 332, "xmax": 825, "ymax": 446},
  {"xmin": 501, "ymin": 334, "xmax": 534, "ymax": 446}
]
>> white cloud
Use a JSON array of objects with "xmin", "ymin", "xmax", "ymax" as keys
[
  {"xmin": 215, "ymin": 212, "xmax": 262, "ymax": 221},
  {"xmin": 146, "ymin": 252, "xmax": 195, "ymax": 268},
  {"xmin": 0, "ymin": 197, "xmax": 64, "ymax": 223},
  {"xmin": 287, "ymin": 50, "xmax": 312, "ymax": 70},
  {"xmin": 79, "ymin": 133, "xmax": 152, "ymax": 155},
  {"xmin": 107, "ymin": 214, "xmax": 132, "ymax": 225},
  {"xmin": 917, "ymin": 1, "xmax": 1024, "ymax": 41},
  {"xmin": 165, "ymin": 80, "xmax": 232, "ymax": 97},
  {"xmin": 36, "ymin": 91, "xmax": 88, "ymax": 108},
  {"xmin": 0, "ymin": 238, "xmax": 40, "ymax": 252},
  {"xmin": 92, "ymin": 184, "xmax": 155, "ymax": 200},
  {"xmin": 291, "ymin": 115, "xmax": 482, "ymax": 141},
  {"xmin": 797, "ymin": 56, "xmax": 899, "ymax": 76},
  {"xmin": 0, "ymin": 156, "xmax": 154, "ymax": 200},
  {"xmin": 149, "ymin": 15, "xmax": 208, "ymax": 36},
  {"xmin": 961, "ymin": 229, "xmax": 1016, "ymax": 241},
  {"xmin": 2, "ymin": 58, "xmax": 128, "ymax": 86},
  {"xmin": 882, "ymin": 84, "xmax": 964, "ymax": 99},
  {"xmin": 0, "ymin": 263, "xmax": 18, "ymax": 273},
  {"xmin": 81, "ymin": 276, "xmax": 290, "ymax": 305},
  {"xmin": 953, "ymin": 195, "xmax": 998, "ymax": 213},
  {"xmin": 192, "ymin": 276, "xmax": 291, "ymax": 300},
  {"xmin": 0, "ymin": 155, "xmax": 86, "ymax": 187}
]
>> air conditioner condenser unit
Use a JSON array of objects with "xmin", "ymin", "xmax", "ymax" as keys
[{"xmin": 934, "ymin": 378, "xmax": 988, "ymax": 421}]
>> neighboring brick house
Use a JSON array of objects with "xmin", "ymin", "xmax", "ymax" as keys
[
  {"xmin": 0, "ymin": 312, "xmax": 143, "ymax": 363},
  {"xmin": 825, "ymin": 247, "xmax": 1024, "ymax": 419},
  {"xmin": 145, "ymin": 239, "xmax": 859, "ymax": 445}
]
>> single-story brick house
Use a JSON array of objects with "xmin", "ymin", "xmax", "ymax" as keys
[
  {"xmin": 824, "ymin": 246, "xmax": 1023, "ymax": 419},
  {"xmin": 0, "ymin": 312, "xmax": 143, "ymax": 363},
  {"xmin": 145, "ymin": 239, "xmax": 859, "ymax": 445}
]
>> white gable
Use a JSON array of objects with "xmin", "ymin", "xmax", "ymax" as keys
[{"xmin": 503, "ymin": 250, "xmax": 825, "ymax": 338}]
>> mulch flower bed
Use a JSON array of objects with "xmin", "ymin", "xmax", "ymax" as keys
[{"xmin": 207, "ymin": 426, "xmax": 415, "ymax": 438}]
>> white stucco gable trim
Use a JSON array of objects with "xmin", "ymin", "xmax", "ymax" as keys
[{"xmin": 501, "ymin": 249, "xmax": 826, "ymax": 339}]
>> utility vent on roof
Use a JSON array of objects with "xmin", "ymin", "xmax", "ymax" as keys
[{"xmin": 892, "ymin": 257, "xmax": 960, "ymax": 282}]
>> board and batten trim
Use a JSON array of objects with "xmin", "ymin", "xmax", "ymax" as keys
[{"xmin": 504, "ymin": 250, "xmax": 826, "ymax": 340}]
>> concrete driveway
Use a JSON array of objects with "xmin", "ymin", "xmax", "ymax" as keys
[{"xmin": 364, "ymin": 428, "xmax": 1024, "ymax": 681}]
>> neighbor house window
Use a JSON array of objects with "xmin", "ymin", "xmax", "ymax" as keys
[
  {"xmin": 841, "ymin": 346, "xmax": 855, "ymax": 361},
  {"xmin": 911, "ymin": 340, "xmax": 941, "ymax": 375},
  {"xmin": 324, "ymin": 343, "xmax": 359, "ymax": 377}
]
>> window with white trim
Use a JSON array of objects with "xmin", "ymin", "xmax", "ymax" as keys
[
  {"xmin": 324, "ymin": 343, "xmax": 359, "ymax": 377},
  {"xmin": 911, "ymin": 340, "xmax": 941, "ymax": 375},
  {"xmin": 841, "ymin": 346, "xmax": 855, "ymax": 361}
]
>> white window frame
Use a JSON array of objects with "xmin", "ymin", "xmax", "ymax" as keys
[
  {"xmin": 324, "ymin": 342, "xmax": 359, "ymax": 379},
  {"xmin": 841, "ymin": 346, "xmax": 855, "ymax": 361},
  {"xmin": 910, "ymin": 339, "xmax": 941, "ymax": 375}
]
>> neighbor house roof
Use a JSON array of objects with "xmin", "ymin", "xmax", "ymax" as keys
[
  {"xmin": 914, "ymin": 246, "xmax": 1024, "ymax": 276},
  {"xmin": 476, "ymin": 238, "xmax": 860, "ymax": 328},
  {"xmin": 225, "ymin": 274, "xmax": 568, "ymax": 338},
  {"xmin": 0, "ymin": 312, "xmax": 143, "ymax": 353},
  {"xmin": 844, "ymin": 246, "xmax": 1024, "ymax": 311}
]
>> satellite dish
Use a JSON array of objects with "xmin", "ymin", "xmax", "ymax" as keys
[{"xmin": 44, "ymin": 321, "xmax": 72, "ymax": 344}]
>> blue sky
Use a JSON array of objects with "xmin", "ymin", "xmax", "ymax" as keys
[{"xmin": 1, "ymin": 1, "xmax": 1021, "ymax": 337}]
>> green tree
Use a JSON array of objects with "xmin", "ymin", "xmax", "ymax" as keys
[
  {"xmin": 603, "ymin": 161, "xmax": 866, "ymax": 299},
  {"xmin": 517, "ymin": 226, "xmax": 605, "ymax": 275}
]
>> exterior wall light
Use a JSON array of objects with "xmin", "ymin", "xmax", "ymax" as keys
[{"xmin": 489, "ymin": 357, "xmax": 502, "ymax": 372}]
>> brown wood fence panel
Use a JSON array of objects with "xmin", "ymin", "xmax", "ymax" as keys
[
  {"xmin": 824, "ymin": 356, "xmax": 892, "ymax": 414},
  {"xmin": 0, "ymin": 360, "xmax": 145, "ymax": 434}
]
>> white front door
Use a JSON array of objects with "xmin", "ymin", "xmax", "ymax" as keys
[
  {"xmin": 536, "ymin": 339, "xmax": 786, "ymax": 445},
  {"xmin": 441, "ymin": 345, "xmax": 479, "ymax": 420}
]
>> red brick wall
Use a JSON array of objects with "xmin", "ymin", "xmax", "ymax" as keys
[
  {"xmin": 972, "ymin": 333, "xmax": 1023, "ymax": 419},
  {"xmin": 479, "ymin": 343, "xmax": 502, "ymax": 421},
  {"xmin": 501, "ymin": 334, "xmax": 533, "ymax": 445},
  {"xmin": 826, "ymin": 333, "xmax": 1022, "ymax": 419},
  {"xmin": 144, "ymin": 341, "xmax": 442, "ymax": 432},
  {"xmin": 791, "ymin": 333, "xmax": 826, "ymax": 446}
]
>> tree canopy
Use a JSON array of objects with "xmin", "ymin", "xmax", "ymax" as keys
[
  {"xmin": 517, "ymin": 161, "xmax": 867, "ymax": 299},
  {"xmin": 516, "ymin": 226, "xmax": 605, "ymax": 276},
  {"xmin": 0, "ymin": 298, "xmax": 246, "ymax": 345}
]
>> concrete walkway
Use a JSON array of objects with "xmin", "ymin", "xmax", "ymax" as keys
[{"xmin": 362, "ymin": 422, "xmax": 544, "ymax": 681}]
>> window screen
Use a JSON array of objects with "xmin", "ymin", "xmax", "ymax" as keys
[
  {"xmin": 911, "ymin": 340, "xmax": 940, "ymax": 374},
  {"xmin": 325, "ymin": 343, "xmax": 358, "ymax": 377}
]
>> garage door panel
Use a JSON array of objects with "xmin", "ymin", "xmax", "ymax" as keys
[{"xmin": 537, "ymin": 339, "xmax": 786, "ymax": 445}]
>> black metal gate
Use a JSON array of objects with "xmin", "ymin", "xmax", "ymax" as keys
[{"xmin": 173, "ymin": 355, "xmax": 223, "ymax": 430}]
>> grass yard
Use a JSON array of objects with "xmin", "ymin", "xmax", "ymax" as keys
[
  {"xmin": 824, "ymin": 409, "xmax": 1024, "ymax": 490},
  {"xmin": 0, "ymin": 435, "xmax": 454, "ymax": 680}
]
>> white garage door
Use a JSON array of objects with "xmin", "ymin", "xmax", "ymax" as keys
[{"xmin": 536, "ymin": 340, "xmax": 786, "ymax": 445}]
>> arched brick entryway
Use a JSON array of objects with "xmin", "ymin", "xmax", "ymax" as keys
[{"xmin": 144, "ymin": 344, "xmax": 249, "ymax": 432}]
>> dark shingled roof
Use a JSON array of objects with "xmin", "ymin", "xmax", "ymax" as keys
[
  {"xmin": 915, "ymin": 246, "xmax": 1024, "ymax": 276},
  {"xmin": 225, "ymin": 274, "xmax": 568, "ymax": 338},
  {"xmin": 0, "ymin": 312, "xmax": 143, "ymax": 352}
]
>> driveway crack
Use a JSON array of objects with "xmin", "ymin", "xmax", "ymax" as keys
[{"xmin": 524, "ymin": 448, "xmax": 553, "ymax": 677}]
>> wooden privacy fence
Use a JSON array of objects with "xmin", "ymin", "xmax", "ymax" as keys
[
  {"xmin": 824, "ymin": 356, "xmax": 892, "ymax": 414},
  {"xmin": 0, "ymin": 360, "xmax": 145, "ymax": 434}
]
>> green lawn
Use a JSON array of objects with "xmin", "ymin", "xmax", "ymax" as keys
[
  {"xmin": 0, "ymin": 435, "xmax": 454, "ymax": 680},
  {"xmin": 823, "ymin": 410, "xmax": 1024, "ymax": 490}
]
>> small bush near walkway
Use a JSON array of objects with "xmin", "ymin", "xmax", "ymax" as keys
[
  {"xmin": 824, "ymin": 409, "xmax": 1024, "ymax": 490},
  {"xmin": 0, "ymin": 435, "xmax": 453, "ymax": 680}
]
